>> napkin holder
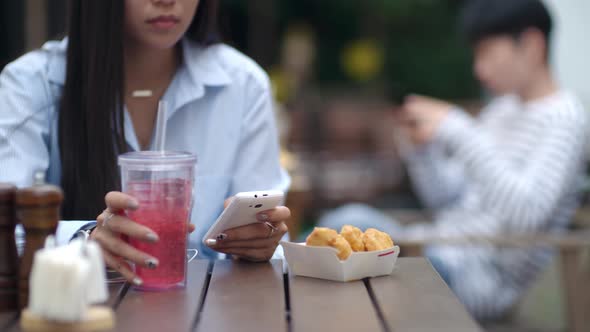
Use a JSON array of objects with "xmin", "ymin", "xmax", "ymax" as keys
[{"xmin": 20, "ymin": 237, "xmax": 114, "ymax": 332}]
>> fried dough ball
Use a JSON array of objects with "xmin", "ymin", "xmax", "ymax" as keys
[
  {"xmin": 306, "ymin": 227, "xmax": 338, "ymax": 246},
  {"xmin": 362, "ymin": 228, "xmax": 394, "ymax": 251},
  {"xmin": 330, "ymin": 234, "xmax": 352, "ymax": 260},
  {"xmin": 306, "ymin": 227, "xmax": 352, "ymax": 260},
  {"xmin": 340, "ymin": 225, "xmax": 365, "ymax": 252}
]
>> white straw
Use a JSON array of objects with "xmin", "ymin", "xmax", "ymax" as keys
[{"xmin": 153, "ymin": 100, "xmax": 168, "ymax": 152}]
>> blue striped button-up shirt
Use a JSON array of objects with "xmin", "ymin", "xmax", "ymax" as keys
[{"xmin": 0, "ymin": 38, "xmax": 290, "ymax": 257}]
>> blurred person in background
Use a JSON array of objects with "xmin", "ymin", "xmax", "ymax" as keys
[
  {"xmin": 318, "ymin": 0, "xmax": 589, "ymax": 321},
  {"xmin": 0, "ymin": 0, "xmax": 291, "ymax": 285}
]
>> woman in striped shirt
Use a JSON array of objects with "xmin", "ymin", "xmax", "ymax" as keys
[{"xmin": 319, "ymin": 0, "xmax": 589, "ymax": 321}]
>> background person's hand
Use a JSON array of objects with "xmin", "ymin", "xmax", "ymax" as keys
[
  {"xmin": 206, "ymin": 198, "xmax": 290, "ymax": 262},
  {"xmin": 91, "ymin": 191, "xmax": 196, "ymax": 285},
  {"xmin": 395, "ymin": 94, "xmax": 453, "ymax": 145}
]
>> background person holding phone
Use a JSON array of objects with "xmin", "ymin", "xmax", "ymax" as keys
[{"xmin": 317, "ymin": 0, "xmax": 589, "ymax": 321}]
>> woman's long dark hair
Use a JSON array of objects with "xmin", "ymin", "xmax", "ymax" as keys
[{"xmin": 60, "ymin": 0, "xmax": 220, "ymax": 219}]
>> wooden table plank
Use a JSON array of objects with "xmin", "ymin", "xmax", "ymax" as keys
[
  {"xmin": 289, "ymin": 274, "xmax": 383, "ymax": 332},
  {"xmin": 114, "ymin": 260, "xmax": 210, "ymax": 332},
  {"xmin": 196, "ymin": 259, "xmax": 286, "ymax": 332},
  {"xmin": 369, "ymin": 258, "xmax": 482, "ymax": 332}
]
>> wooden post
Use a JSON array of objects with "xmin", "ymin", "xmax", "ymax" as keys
[
  {"xmin": 25, "ymin": 0, "xmax": 48, "ymax": 51},
  {"xmin": 0, "ymin": 184, "xmax": 18, "ymax": 312},
  {"xmin": 17, "ymin": 184, "xmax": 63, "ymax": 310},
  {"xmin": 246, "ymin": 0, "xmax": 278, "ymax": 68},
  {"xmin": 559, "ymin": 248, "xmax": 586, "ymax": 332}
]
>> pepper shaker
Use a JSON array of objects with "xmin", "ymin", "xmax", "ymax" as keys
[
  {"xmin": 17, "ymin": 184, "xmax": 63, "ymax": 310},
  {"xmin": 0, "ymin": 184, "xmax": 18, "ymax": 312}
]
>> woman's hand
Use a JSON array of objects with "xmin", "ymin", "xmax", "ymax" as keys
[
  {"xmin": 206, "ymin": 198, "xmax": 290, "ymax": 262},
  {"xmin": 91, "ymin": 191, "xmax": 195, "ymax": 285}
]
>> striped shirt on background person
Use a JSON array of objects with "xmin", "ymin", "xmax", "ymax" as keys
[{"xmin": 401, "ymin": 91, "xmax": 589, "ymax": 320}]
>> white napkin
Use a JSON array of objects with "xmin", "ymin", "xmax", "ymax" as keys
[
  {"xmin": 83, "ymin": 241, "xmax": 108, "ymax": 304},
  {"xmin": 28, "ymin": 237, "xmax": 108, "ymax": 322}
]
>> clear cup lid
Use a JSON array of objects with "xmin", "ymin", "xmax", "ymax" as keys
[{"xmin": 118, "ymin": 151, "xmax": 197, "ymax": 170}]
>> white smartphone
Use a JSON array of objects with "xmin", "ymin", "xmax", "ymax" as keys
[{"xmin": 202, "ymin": 190, "xmax": 284, "ymax": 244}]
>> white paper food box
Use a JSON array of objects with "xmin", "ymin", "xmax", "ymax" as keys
[{"xmin": 280, "ymin": 241, "xmax": 400, "ymax": 282}]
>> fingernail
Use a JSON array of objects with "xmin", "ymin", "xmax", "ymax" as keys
[
  {"xmin": 146, "ymin": 232, "xmax": 159, "ymax": 243},
  {"xmin": 216, "ymin": 233, "xmax": 227, "ymax": 241},
  {"xmin": 145, "ymin": 258, "xmax": 159, "ymax": 269},
  {"xmin": 257, "ymin": 213, "xmax": 269, "ymax": 221},
  {"xmin": 128, "ymin": 199, "xmax": 139, "ymax": 209},
  {"xmin": 132, "ymin": 277, "xmax": 143, "ymax": 286},
  {"xmin": 205, "ymin": 239, "xmax": 217, "ymax": 247}
]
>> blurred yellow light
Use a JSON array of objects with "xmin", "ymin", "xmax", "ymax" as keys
[{"xmin": 341, "ymin": 39, "xmax": 385, "ymax": 82}]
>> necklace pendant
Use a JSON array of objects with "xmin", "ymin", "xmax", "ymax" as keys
[{"xmin": 131, "ymin": 90, "xmax": 153, "ymax": 98}]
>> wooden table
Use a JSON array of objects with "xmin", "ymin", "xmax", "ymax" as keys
[{"xmin": 3, "ymin": 258, "xmax": 482, "ymax": 332}]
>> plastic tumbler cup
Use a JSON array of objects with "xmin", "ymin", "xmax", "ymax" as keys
[{"xmin": 118, "ymin": 151, "xmax": 197, "ymax": 290}]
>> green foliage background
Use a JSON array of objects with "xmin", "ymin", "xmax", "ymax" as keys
[{"xmin": 223, "ymin": 0, "xmax": 479, "ymax": 100}]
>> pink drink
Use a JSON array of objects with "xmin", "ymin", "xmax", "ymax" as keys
[
  {"xmin": 127, "ymin": 179, "xmax": 191, "ymax": 289},
  {"xmin": 118, "ymin": 151, "xmax": 197, "ymax": 291}
]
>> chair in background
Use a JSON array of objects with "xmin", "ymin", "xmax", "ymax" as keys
[{"xmin": 390, "ymin": 209, "xmax": 590, "ymax": 332}]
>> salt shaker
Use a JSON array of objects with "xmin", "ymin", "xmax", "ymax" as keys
[
  {"xmin": 17, "ymin": 184, "xmax": 63, "ymax": 310},
  {"xmin": 0, "ymin": 183, "xmax": 18, "ymax": 312}
]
